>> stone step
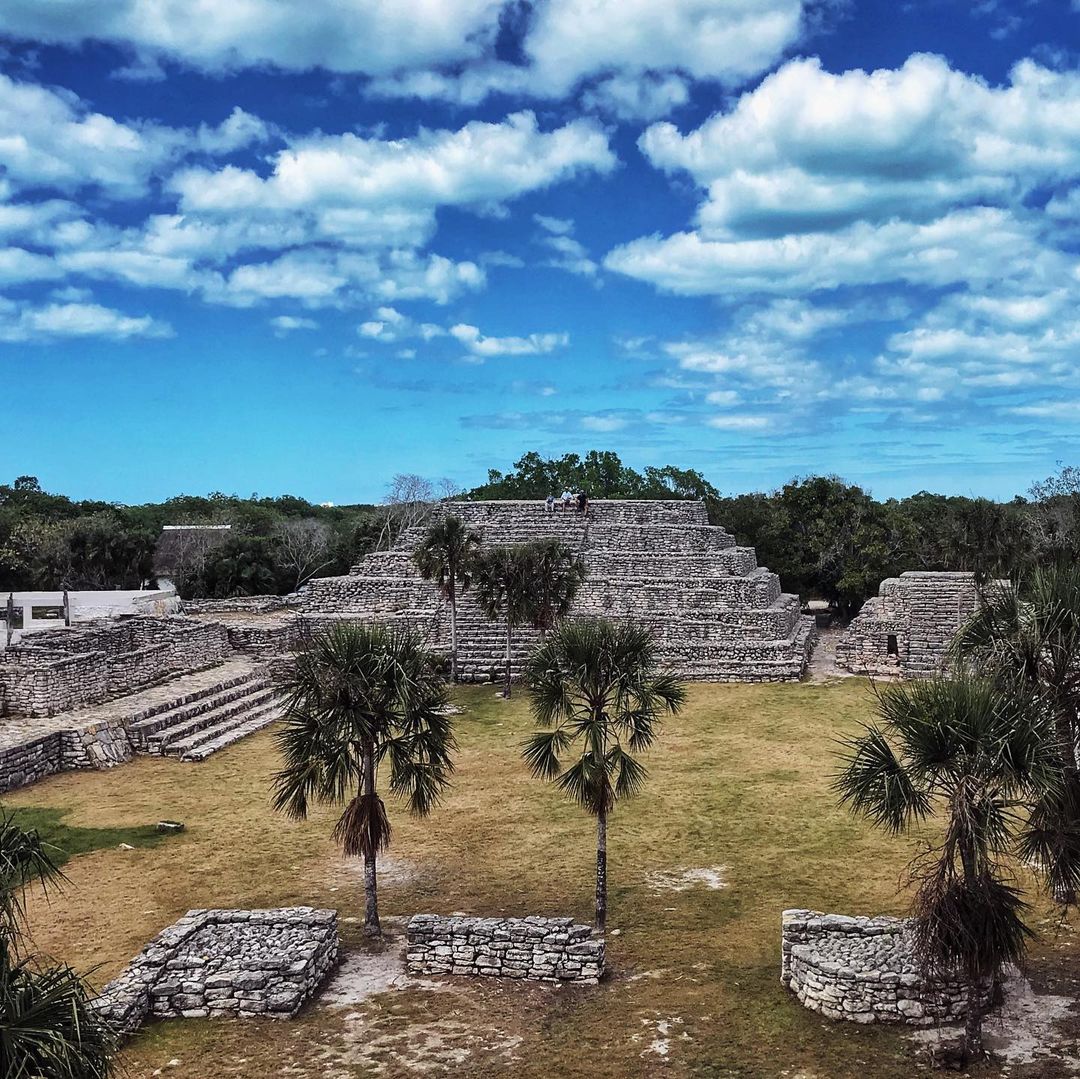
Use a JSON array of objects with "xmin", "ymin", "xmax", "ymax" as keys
[
  {"xmin": 165, "ymin": 698, "xmax": 281, "ymax": 759},
  {"xmin": 143, "ymin": 686, "xmax": 275, "ymax": 754},
  {"xmin": 121, "ymin": 668, "xmax": 261, "ymax": 728},
  {"xmin": 129, "ymin": 676, "xmax": 269, "ymax": 746},
  {"xmin": 176, "ymin": 704, "xmax": 282, "ymax": 762}
]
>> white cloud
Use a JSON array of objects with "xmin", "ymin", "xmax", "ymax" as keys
[
  {"xmin": 0, "ymin": 0, "xmax": 506, "ymax": 76},
  {"xmin": 195, "ymin": 107, "xmax": 273, "ymax": 154},
  {"xmin": 173, "ymin": 112, "xmax": 614, "ymax": 217},
  {"xmin": 581, "ymin": 414, "xmax": 628, "ymax": 432},
  {"xmin": 373, "ymin": 0, "xmax": 806, "ymax": 116},
  {"xmin": 606, "ymin": 207, "xmax": 1059, "ymax": 296},
  {"xmin": 706, "ymin": 414, "xmax": 771, "ymax": 430},
  {"xmin": 450, "ymin": 322, "xmax": 570, "ymax": 358},
  {"xmin": 534, "ymin": 214, "xmax": 574, "ymax": 235},
  {"xmin": 582, "ymin": 73, "xmax": 690, "ymax": 121},
  {"xmin": 638, "ymin": 55, "xmax": 1080, "ymax": 237},
  {"xmin": 0, "ymin": 72, "xmax": 182, "ymax": 196},
  {"xmin": 0, "ymin": 298, "xmax": 173, "ymax": 341},
  {"xmin": 270, "ymin": 315, "xmax": 318, "ymax": 334}
]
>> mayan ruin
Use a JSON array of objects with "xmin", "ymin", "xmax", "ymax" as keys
[
  {"xmin": 6, "ymin": 0, "xmax": 1080, "ymax": 1072},
  {"xmin": 835, "ymin": 571, "xmax": 994, "ymax": 679},
  {"xmin": 301, "ymin": 500, "xmax": 816, "ymax": 683}
]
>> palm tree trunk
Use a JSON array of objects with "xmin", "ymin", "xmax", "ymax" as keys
[
  {"xmin": 963, "ymin": 978, "xmax": 984, "ymax": 1061},
  {"xmin": 449, "ymin": 587, "xmax": 458, "ymax": 683},
  {"xmin": 362, "ymin": 742, "xmax": 381, "ymax": 937},
  {"xmin": 595, "ymin": 806, "xmax": 608, "ymax": 931},
  {"xmin": 503, "ymin": 617, "xmax": 512, "ymax": 698}
]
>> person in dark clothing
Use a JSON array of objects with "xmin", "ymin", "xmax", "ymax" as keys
[{"xmin": 577, "ymin": 491, "xmax": 588, "ymax": 515}]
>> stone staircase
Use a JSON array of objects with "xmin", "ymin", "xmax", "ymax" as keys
[{"xmin": 125, "ymin": 667, "xmax": 281, "ymax": 762}]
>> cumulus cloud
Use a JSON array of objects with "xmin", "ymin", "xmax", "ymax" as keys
[
  {"xmin": 0, "ymin": 298, "xmax": 173, "ymax": 341},
  {"xmin": 450, "ymin": 322, "xmax": 570, "ymax": 358},
  {"xmin": 269, "ymin": 315, "xmax": 318, "ymax": 335},
  {"xmin": 373, "ymin": 0, "xmax": 806, "ymax": 117},
  {"xmin": 606, "ymin": 207, "xmax": 1064, "ymax": 296},
  {"xmin": 0, "ymin": 74, "xmax": 275, "ymax": 198},
  {"xmin": 172, "ymin": 112, "xmax": 614, "ymax": 217},
  {"xmin": 638, "ymin": 55, "xmax": 1080, "ymax": 238},
  {"xmin": 0, "ymin": 0, "xmax": 505, "ymax": 76}
]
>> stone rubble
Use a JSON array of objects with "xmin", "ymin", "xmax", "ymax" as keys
[{"xmin": 406, "ymin": 915, "xmax": 604, "ymax": 984}]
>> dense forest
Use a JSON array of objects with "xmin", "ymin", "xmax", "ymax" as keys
[{"xmin": 2, "ymin": 452, "xmax": 1077, "ymax": 618}]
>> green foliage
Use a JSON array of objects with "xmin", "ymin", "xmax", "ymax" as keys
[
  {"xmin": 413, "ymin": 517, "xmax": 481, "ymax": 603},
  {"xmin": 467, "ymin": 450, "xmax": 719, "ymax": 502},
  {"xmin": 954, "ymin": 563, "xmax": 1080, "ymax": 901},
  {"xmin": 835, "ymin": 675, "xmax": 1059, "ymax": 1058},
  {"xmin": 0, "ymin": 809, "xmax": 116, "ymax": 1076},
  {"xmin": 0, "ymin": 475, "xmax": 380, "ymax": 596},
  {"xmin": 272, "ymin": 622, "xmax": 456, "ymax": 850}
]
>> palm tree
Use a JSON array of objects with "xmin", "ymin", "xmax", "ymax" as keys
[
  {"xmin": 413, "ymin": 515, "xmax": 481, "ymax": 683},
  {"xmin": 473, "ymin": 541, "xmax": 585, "ymax": 698},
  {"xmin": 0, "ymin": 810, "xmax": 114, "ymax": 1077},
  {"xmin": 272, "ymin": 622, "xmax": 456, "ymax": 937},
  {"xmin": 835, "ymin": 675, "xmax": 1059, "ymax": 1062},
  {"xmin": 522, "ymin": 618, "xmax": 686, "ymax": 930},
  {"xmin": 527, "ymin": 538, "xmax": 587, "ymax": 632},
  {"xmin": 954, "ymin": 564, "xmax": 1080, "ymax": 904}
]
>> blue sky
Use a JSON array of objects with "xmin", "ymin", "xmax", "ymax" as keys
[{"xmin": 2, "ymin": 0, "xmax": 1078, "ymax": 505}]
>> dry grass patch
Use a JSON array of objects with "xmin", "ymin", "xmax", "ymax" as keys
[{"xmin": 4, "ymin": 679, "xmax": 1075, "ymax": 1077}]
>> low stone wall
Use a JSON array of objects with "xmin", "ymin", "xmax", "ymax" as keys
[
  {"xmin": 781, "ymin": 909, "xmax": 990, "ymax": 1025},
  {"xmin": 0, "ymin": 730, "xmax": 65, "ymax": 792},
  {"xmin": 406, "ymin": 915, "xmax": 604, "ymax": 983},
  {"xmin": 94, "ymin": 907, "xmax": 338, "ymax": 1036},
  {"xmin": 0, "ymin": 647, "xmax": 107, "ymax": 717},
  {"xmin": 181, "ymin": 596, "xmax": 293, "ymax": 615}
]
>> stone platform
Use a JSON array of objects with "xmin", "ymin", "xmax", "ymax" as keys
[
  {"xmin": 300, "ymin": 500, "xmax": 815, "ymax": 683},
  {"xmin": 94, "ymin": 907, "xmax": 339, "ymax": 1035}
]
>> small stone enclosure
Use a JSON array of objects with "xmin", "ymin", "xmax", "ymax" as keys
[
  {"xmin": 781, "ymin": 909, "xmax": 991, "ymax": 1025},
  {"xmin": 836, "ymin": 571, "xmax": 1000, "ymax": 679},
  {"xmin": 93, "ymin": 907, "xmax": 338, "ymax": 1036}
]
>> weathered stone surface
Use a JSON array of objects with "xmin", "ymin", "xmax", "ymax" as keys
[
  {"xmin": 836, "ymin": 572, "xmax": 1004, "ymax": 680},
  {"xmin": 406, "ymin": 915, "xmax": 604, "ymax": 984},
  {"xmin": 781, "ymin": 909, "xmax": 992, "ymax": 1025},
  {"xmin": 93, "ymin": 907, "xmax": 338, "ymax": 1037},
  {"xmin": 298, "ymin": 500, "xmax": 816, "ymax": 684}
]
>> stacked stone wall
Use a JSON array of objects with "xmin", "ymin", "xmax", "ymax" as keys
[
  {"xmin": 94, "ymin": 907, "xmax": 338, "ymax": 1036},
  {"xmin": 181, "ymin": 596, "xmax": 292, "ymax": 615},
  {"xmin": 781, "ymin": 909, "xmax": 990, "ymax": 1024},
  {"xmin": 0, "ymin": 647, "xmax": 107, "ymax": 717},
  {"xmin": 836, "ymin": 572, "xmax": 996, "ymax": 679},
  {"xmin": 406, "ymin": 915, "xmax": 603, "ymax": 983},
  {"xmin": 0, "ymin": 730, "xmax": 65, "ymax": 792}
]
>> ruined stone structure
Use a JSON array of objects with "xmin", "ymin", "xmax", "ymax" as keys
[
  {"xmin": 0, "ymin": 610, "xmax": 295, "ymax": 792},
  {"xmin": 406, "ymin": 915, "xmax": 604, "ymax": 983},
  {"xmin": 836, "ymin": 572, "xmax": 994, "ymax": 679},
  {"xmin": 93, "ymin": 907, "xmax": 338, "ymax": 1036},
  {"xmin": 781, "ymin": 910, "xmax": 991, "ymax": 1025},
  {"xmin": 300, "ymin": 500, "xmax": 815, "ymax": 683}
]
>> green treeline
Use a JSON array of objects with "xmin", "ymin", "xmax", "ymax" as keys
[
  {"xmin": 0, "ymin": 476, "xmax": 381, "ymax": 598},
  {"xmin": 3, "ymin": 453, "xmax": 1077, "ymax": 616}
]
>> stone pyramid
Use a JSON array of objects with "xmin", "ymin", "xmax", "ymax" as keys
[{"xmin": 299, "ymin": 500, "xmax": 815, "ymax": 682}]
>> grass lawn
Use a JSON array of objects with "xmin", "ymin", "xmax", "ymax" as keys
[{"xmin": 3, "ymin": 679, "xmax": 1075, "ymax": 1077}]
